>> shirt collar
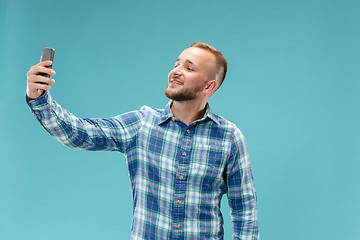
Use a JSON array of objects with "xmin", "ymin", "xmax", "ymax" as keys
[{"xmin": 157, "ymin": 100, "xmax": 220, "ymax": 126}]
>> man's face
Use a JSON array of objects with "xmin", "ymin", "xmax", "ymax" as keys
[{"xmin": 165, "ymin": 47, "xmax": 216, "ymax": 101}]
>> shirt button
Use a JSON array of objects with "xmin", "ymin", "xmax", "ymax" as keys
[
  {"xmin": 176, "ymin": 224, "xmax": 180, "ymax": 229},
  {"xmin": 177, "ymin": 200, "xmax": 182, "ymax": 205},
  {"xmin": 186, "ymin": 129, "xmax": 190, "ymax": 133},
  {"xmin": 179, "ymin": 175, "xmax": 184, "ymax": 180},
  {"xmin": 182, "ymin": 152, "xmax": 186, "ymax": 156}
]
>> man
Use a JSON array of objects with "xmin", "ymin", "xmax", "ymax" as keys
[{"xmin": 26, "ymin": 42, "xmax": 259, "ymax": 239}]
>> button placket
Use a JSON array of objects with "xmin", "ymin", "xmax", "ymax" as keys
[{"xmin": 171, "ymin": 125, "xmax": 194, "ymax": 234}]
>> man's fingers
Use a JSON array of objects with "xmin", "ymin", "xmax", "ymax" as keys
[
  {"xmin": 27, "ymin": 72, "xmax": 55, "ymax": 85},
  {"xmin": 29, "ymin": 82, "xmax": 52, "ymax": 91},
  {"xmin": 28, "ymin": 65, "xmax": 55, "ymax": 77},
  {"xmin": 39, "ymin": 60, "xmax": 53, "ymax": 66},
  {"xmin": 39, "ymin": 56, "xmax": 53, "ymax": 66},
  {"xmin": 36, "ymin": 60, "xmax": 53, "ymax": 68},
  {"xmin": 26, "ymin": 58, "xmax": 55, "ymax": 99},
  {"xmin": 28, "ymin": 83, "xmax": 51, "ymax": 91},
  {"xmin": 30, "ymin": 75, "xmax": 55, "ymax": 85}
]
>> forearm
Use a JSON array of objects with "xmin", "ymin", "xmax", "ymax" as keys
[{"xmin": 26, "ymin": 91, "xmax": 120, "ymax": 151}]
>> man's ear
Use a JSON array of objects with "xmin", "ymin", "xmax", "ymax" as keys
[{"xmin": 202, "ymin": 80, "xmax": 218, "ymax": 95}]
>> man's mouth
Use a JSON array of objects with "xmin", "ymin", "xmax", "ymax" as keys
[{"xmin": 170, "ymin": 78, "xmax": 183, "ymax": 85}]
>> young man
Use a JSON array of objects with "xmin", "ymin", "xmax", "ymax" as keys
[{"xmin": 26, "ymin": 42, "xmax": 259, "ymax": 239}]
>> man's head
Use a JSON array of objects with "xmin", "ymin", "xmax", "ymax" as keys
[
  {"xmin": 190, "ymin": 42, "xmax": 227, "ymax": 87},
  {"xmin": 165, "ymin": 42, "xmax": 227, "ymax": 102}
]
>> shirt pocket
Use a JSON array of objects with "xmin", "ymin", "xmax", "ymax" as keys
[{"xmin": 190, "ymin": 144, "xmax": 227, "ymax": 177}]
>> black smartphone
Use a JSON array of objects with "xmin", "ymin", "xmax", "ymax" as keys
[{"xmin": 39, "ymin": 47, "xmax": 55, "ymax": 78}]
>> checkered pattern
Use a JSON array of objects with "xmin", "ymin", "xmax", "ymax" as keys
[{"xmin": 27, "ymin": 91, "xmax": 259, "ymax": 239}]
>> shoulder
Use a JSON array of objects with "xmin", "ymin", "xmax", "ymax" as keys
[
  {"xmin": 114, "ymin": 105, "xmax": 166, "ymax": 124},
  {"xmin": 210, "ymin": 112, "xmax": 248, "ymax": 154},
  {"xmin": 211, "ymin": 112, "xmax": 245, "ymax": 139},
  {"xmin": 140, "ymin": 105, "xmax": 165, "ymax": 117},
  {"xmin": 218, "ymin": 119, "xmax": 249, "ymax": 165},
  {"xmin": 139, "ymin": 105, "xmax": 168, "ymax": 121}
]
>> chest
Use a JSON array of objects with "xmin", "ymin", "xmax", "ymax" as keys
[{"xmin": 134, "ymin": 122, "xmax": 232, "ymax": 177}]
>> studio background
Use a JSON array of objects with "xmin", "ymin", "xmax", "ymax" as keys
[{"xmin": 1, "ymin": 0, "xmax": 359, "ymax": 239}]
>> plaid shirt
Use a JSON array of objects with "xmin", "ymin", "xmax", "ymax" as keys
[{"xmin": 27, "ymin": 91, "xmax": 259, "ymax": 239}]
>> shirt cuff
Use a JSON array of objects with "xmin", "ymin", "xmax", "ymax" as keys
[{"xmin": 25, "ymin": 91, "xmax": 52, "ymax": 110}]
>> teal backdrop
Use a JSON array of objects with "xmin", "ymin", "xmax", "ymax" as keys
[{"xmin": 1, "ymin": 0, "xmax": 359, "ymax": 239}]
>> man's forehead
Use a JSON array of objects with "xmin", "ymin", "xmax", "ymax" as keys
[{"xmin": 177, "ymin": 47, "xmax": 215, "ymax": 66}]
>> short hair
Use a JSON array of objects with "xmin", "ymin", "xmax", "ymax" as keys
[{"xmin": 190, "ymin": 42, "xmax": 227, "ymax": 88}]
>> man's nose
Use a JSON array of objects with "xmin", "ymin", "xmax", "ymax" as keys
[{"xmin": 172, "ymin": 66, "xmax": 183, "ymax": 77}]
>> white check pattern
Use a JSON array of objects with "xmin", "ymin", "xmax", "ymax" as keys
[{"xmin": 27, "ymin": 91, "xmax": 259, "ymax": 239}]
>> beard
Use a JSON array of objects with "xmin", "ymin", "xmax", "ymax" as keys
[{"xmin": 164, "ymin": 84, "xmax": 203, "ymax": 101}]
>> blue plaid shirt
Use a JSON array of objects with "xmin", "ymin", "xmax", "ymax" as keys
[{"xmin": 27, "ymin": 91, "xmax": 259, "ymax": 239}]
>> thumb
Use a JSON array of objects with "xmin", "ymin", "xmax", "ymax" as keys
[{"xmin": 40, "ymin": 56, "xmax": 42, "ymax": 62}]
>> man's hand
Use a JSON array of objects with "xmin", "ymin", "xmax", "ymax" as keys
[{"xmin": 26, "ymin": 56, "xmax": 56, "ymax": 100}]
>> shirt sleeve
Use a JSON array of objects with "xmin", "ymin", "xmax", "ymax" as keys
[
  {"xmin": 26, "ymin": 91, "xmax": 145, "ymax": 153},
  {"xmin": 226, "ymin": 127, "xmax": 259, "ymax": 239}
]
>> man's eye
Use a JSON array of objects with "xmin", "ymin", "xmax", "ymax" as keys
[{"xmin": 187, "ymin": 67, "xmax": 193, "ymax": 71}]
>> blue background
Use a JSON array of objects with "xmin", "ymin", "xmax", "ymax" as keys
[{"xmin": 1, "ymin": 0, "xmax": 359, "ymax": 239}]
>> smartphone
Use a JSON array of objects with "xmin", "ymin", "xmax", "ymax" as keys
[{"xmin": 39, "ymin": 47, "xmax": 55, "ymax": 78}]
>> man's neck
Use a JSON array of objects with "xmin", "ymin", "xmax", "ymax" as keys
[{"xmin": 170, "ymin": 99, "xmax": 208, "ymax": 126}]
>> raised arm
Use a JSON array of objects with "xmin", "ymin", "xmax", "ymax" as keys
[{"xmin": 26, "ymin": 58, "xmax": 144, "ymax": 153}]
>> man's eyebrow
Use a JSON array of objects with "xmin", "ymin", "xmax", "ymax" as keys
[{"xmin": 176, "ymin": 58, "xmax": 196, "ymax": 65}]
